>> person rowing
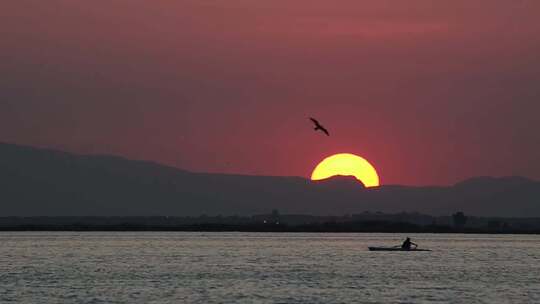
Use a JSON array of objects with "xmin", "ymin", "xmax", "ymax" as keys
[
  {"xmin": 401, "ymin": 237, "xmax": 417, "ymax": 250},
  {"xmin": 368, "ymin": 237, "xmax": 429, "ymax": 251}
]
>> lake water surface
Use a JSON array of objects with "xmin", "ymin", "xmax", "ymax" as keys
[{"xmin": 1, "ymin": 232, "xmax": 539, "ymax": 303}]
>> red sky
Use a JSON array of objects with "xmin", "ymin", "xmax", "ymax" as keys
[{"xmin": 1, "ymin": 0, "xmax": 540, "ymax": 185}]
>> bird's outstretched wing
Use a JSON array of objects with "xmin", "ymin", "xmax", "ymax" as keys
[
  {"xmin": 320, "ymin": 127, "xmax": 330, "ymax": 136},
  {"xmin": 309, "ymin": 117, "xmax": 320, "ymax": 126}
]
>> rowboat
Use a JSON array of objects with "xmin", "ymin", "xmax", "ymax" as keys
[{"xmin": 368, "ymin": 246, "xmax": 431, "ymax": 252}]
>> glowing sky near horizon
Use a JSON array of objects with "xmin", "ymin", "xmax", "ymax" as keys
[{"xmin": 1, "ymin": 0, "xmax": 540, "ymax": 185}]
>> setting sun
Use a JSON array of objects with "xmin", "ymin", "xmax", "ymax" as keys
[{"xmin": 311, "ymin": 153, "xmax": 380, "ymax": 187}]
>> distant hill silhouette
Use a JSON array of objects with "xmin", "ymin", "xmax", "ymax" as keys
[
  {"xmin": 1, "ymin": 142, "xmax": 539, "ymax": 217},
  {"xmin": 312, "ymin": 175, "xmax": 366, "ymax": 188}
]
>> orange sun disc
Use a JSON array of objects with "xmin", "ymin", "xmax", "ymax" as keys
[{"xmin": 311, "ymin": 153, "xmax": 380, "ymax": 187}]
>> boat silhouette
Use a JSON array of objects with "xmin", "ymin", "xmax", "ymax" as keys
[{"xmin": 368, "ymin": 246, "xmax": 431, "ymax": 252}]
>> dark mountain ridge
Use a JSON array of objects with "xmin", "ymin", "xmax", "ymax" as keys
[{"xmin": 1, "ymin": 142, "xmax": 539, "ymax": 217}]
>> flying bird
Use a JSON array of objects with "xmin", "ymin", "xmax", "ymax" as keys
[{"xmin": 309, "ymin": 117, "xmax": 330, "ymax": 136}]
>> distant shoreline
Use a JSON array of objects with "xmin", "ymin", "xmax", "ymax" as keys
[
  {"xmin": 2, "ymin": 214, "xmax": 540, "ymax": 234},
  {"xmin": 1, "ymin": 224, "xmax": 539, "ymax": 234}
]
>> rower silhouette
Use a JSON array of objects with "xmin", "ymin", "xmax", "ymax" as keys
[
  {"xmin": 401, "ymin": 237, "xmax": 417, "ymax": 250},
  {"xmin": 309, "ymin": 117, "xmax": 330, "ymax": 136}
]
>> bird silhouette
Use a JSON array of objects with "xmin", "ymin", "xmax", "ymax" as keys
[{"xmin": 309, "ymin": 117, "xmax": 330, "ymax": 136}]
